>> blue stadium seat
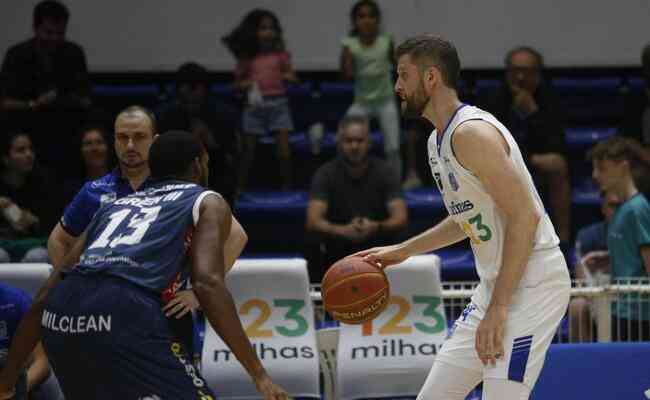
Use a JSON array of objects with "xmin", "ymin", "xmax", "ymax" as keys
[
  {"xmin": 565, "ymin": 126, "xmax": 617, "ymax": 149},
  {"xmin": 474, "ymin": 79, "xmax": 501, "ymax": 97},
  {"xmin": 92, "ymin": 84, "xmax": 159, "ymax": 97},
  {"xmin": 210, "ymin": 82, "xmax": 235, "ymax": 98},
  {"xmin": 531, "ymin": 343, "xmax": 650, "ymax": 399},
  {"xmin": 551, "ymin": 78, "xmax": 624, "ymax": 124},
  {"xmin": 572, "ymin": 183, "xmax": 600, "ymax": 206},
  {"xmin": 236, "ymin": 191, "xmax": 309, "ymax": 213},
  {"xmin": 552, "ymin": 77, "xmax": 622, "ymax": 94},
  {"xmin": 319, "ymin": 82, "xmax": 354, "ymax": 97},
  {"xmin": 92, "ymin": 84, "xmax": 161, "ymax": 112},
  {"xmin": 287, "ymin": 81, "xmax": 314, "ymax": 97},
  {"xmin": 433, "ymin": 248, "xmax": 478, "ymax": 281},
  {"xmin": 627, "ymin": 77, "xmax": 645, "ymax": 93}
]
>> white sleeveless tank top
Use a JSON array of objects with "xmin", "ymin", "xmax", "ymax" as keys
[{"xmin": 428, "ymin": 104, "xmax": 559, "ymax": 282}]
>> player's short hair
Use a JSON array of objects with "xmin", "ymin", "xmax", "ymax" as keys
[
  {"xmin": 149, "ymin": 131, "xmax": 204, "ymax": 180},
  {"xmin": 505, "ymin": 46, "xmax": 544, "ymax": 69},
  {"xmin": 117, "ymin": 105, "xmax": 158, "ymax": 135},
  {"xmin": 588, "ymin": 136, "xmax": 642, "ymax": 166},
  {"xmin": 395, "ymin": 34, "xmax": 461, "ymax": 90},
  {"xmin": 33, "ymin": 0, "xmax": 69, "ymax": 27},
  {"xmin": 337, "ymin": 114, "xmax": 370, "ymax": 137}
]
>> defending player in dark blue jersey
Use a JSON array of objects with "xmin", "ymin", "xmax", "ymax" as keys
[{"xmin": 0, "ymin": 131, "xmax": 288, "ymax": 400}]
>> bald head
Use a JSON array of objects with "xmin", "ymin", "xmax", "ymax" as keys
[{"xmin": 114, "ymin": 106, "xmax": 157, "ymax": 169}]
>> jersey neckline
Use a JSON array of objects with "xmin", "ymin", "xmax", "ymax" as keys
[{"xmin": 437, "ymin": 103, "xmax": 468, "ymax": 157}]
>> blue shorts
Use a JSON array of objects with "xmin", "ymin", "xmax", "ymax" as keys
[
  {"xmin": 41, "ymin": 274, "xmax": 216, "ymax": 400},
  {"xmin": 243, "ymin": 96, "xmax": 294, "ymax": 135}
]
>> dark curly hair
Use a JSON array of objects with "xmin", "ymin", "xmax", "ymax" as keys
[
  {"xmin": 222, "ymin": 9, "xmax": 285, "ymax": 59},
  {"xmin": 349, "ymin": 0, "xmax": 381, "ymax": 36}
]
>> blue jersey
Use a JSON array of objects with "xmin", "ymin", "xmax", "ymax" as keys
[
  {"xmin": 0, "ymin": 284, "xmax": 32, "ymax": 359},
  {"xmin": 61, "ymin": 169, "xmax": 153, "ymax": 237},
  {"xmin": 73, "ymin": 181, "xmax": 212, "ymax": 293}
]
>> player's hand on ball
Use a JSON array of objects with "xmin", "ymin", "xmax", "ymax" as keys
[
  {"xmin": 163, "ymin": 290, "xmax": 200, "ymax": 318},
  {"xmin": 352, "ymin": 244, "xmax": 409, "ymax": 269},
  {"xmin": 255, "ymin": 375, "xmax": 291, "ymax": 400},
  {"xmin": 475, "ymin": 305, "xmax": 507, "ymax": 367}
]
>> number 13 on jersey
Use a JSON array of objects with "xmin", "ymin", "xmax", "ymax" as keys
[{"xmin": 461, "ymin": 213, "xmax": 492, "ymax": 245}]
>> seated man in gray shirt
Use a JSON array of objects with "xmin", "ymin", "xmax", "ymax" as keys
[{"xmin": 306, "ymin": 115, "xmax": 408, "ymax": 281}]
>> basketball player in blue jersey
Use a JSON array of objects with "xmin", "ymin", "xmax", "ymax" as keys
[
  {"xmin": 0, "ymin": 132, "xmax": 288, "ymax": 400},
  {"xmin": 355, "ymin": 35, "xmax": 570, "ymax": 399}
]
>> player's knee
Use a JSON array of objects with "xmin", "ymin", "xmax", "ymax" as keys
[
  {"xmin": 483, "ymin": 378, "xmax": 531, "ymax": 400},
  {"xmin": 416, "ymin": 361, "xmax": 479, "ymax": 400}
]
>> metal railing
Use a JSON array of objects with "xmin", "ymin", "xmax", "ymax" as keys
[{"xmin": 310, "ymin": 278, "xmax": 650, "ymax": 343}]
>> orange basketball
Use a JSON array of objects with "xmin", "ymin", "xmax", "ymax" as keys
[{"xmin": 321, "ymin": 256, "xmax": 389, "ymax": 324}]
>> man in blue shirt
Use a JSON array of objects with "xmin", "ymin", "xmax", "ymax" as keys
[
  {"xmin": 0, "ymin": 283, "xmax": 49, "ymax": 399},
  {"xmin": 568, "ymin": 191, "xmax": 621, "ymax": 342},
  {"xmin": 46, "ymin": 105, "xmax": 248, "ymax": 360},
  {"xmin": 590, "ymin": 136, "xmax": 650, "ymax": 341},
  {"xmin": 48, "ymin": 105, "xmax": 156, "ymax": 267}
]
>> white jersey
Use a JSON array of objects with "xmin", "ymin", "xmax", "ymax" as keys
[{"xmin": 427, "ymin": 104, "xmax": 559, "ymax": 282}]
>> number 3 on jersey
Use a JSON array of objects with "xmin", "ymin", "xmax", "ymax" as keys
[
  {"xmin": 462, "ymin": 213, "xmax": 492, "ymax": 245},
  {"xmin": 88, "ymin": 207, "xmax": 161, "ymax": 249}
]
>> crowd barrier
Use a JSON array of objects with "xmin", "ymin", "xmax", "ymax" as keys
[{"xmin": 2, "ymin": 260, "xmax": 649, "ymax": 399}]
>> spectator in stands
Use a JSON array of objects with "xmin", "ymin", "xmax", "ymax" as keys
[
  {"xmin": 621, "ymin": 43, "xmax": 650, "ymax": 195},
  {"xmin": 589, "ymin": 137, "xmax": 650, "ymax": 341},
  {"xmin": 0, "ymin": 131, "xmax": 61, "ymax": 263},
  {"xmin": 306, "ymin": 115, "xmax": 408, "ymax": 282},
  {"xmin": 223, "ymin": 9, "xmax": 298, "ymax": 191},
  {"xmin": 0, "ymin": 283, "xmax": 64, "ymax": 399},
  {"xmin": 479, "ymin": 46, "xmax": 571, "ymax": 250},
  {"xmin": 341, "ymin": 0, "xmax": 403, "ymax": 179},
  {"xmin": 568, "ymin": 191, "xmax": 622, "ymax": 342},
  {"xmin": 158, "ymin": 62, "xmax": 240, "ymax": 206},
  {"xmin": 0, "ymin": 0, "xmax": 91, "ymax": 167},
  {"xmin": 62, "ymin": 124, "xmax": 113, "ymax": 203}
]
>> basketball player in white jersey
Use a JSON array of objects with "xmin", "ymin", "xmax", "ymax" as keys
[{"xmin": 354, "ymin": 34, "xmax": 570, "ymax": 399}]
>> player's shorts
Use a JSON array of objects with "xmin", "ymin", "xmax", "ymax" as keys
[
  {"xmin": 41, "ymin": 273, "xmax": 216, "ymax": 400},
  {"xmin": 435, "ymin": 248, "xmax": 571, "ymax": 390}
]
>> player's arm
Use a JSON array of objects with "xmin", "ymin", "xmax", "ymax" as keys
[
  {"xmin": 358, "ymin": 215, "xmax": 467, "ymax": 267},
  {"xmin": 26, "ymin": 342, "xmax": 50, "ymax": 393},
  {"xmin": 0, "ymin": 233, "xmax": 86, "ymax": 393},
  {"xmin": 224, "ymin": 215, "xmax": 248, "ymax": 273},
  {"xmin": 190, "ymin": 195, "xmax": 274, "ymax": 388},
  {"xmin": 640, "ymin": 246, "xmax": 650, "ymax": 275},
  {"xmin": 47, "ymin": 222, "xmax": 78, "ymax": 268},
  {"xmin": 399, "ymin": 216, "xmax": 467, "ymax": 255},
  {"xmin": 454, "ymin": 120, "xmax": 541, "ymax": 308}
]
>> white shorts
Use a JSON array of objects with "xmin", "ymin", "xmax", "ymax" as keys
[{"xmin": 431, "ymin": 250, "xmax": 571, "ymax": 391}]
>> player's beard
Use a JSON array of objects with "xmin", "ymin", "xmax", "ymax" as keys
[{"xmin": 401, "ymin": 80, "xmax": 429, "ymax": 119}]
